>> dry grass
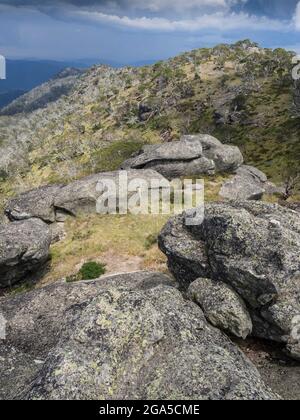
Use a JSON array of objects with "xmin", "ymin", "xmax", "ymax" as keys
[
  {"xmin": 41, "ymin": 213, "xmax": 169, "ymax": 286},
  {"xmin": 39, "ymin": 175, "xmax": 227, "ymax": 286}
]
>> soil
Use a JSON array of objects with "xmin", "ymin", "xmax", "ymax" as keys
[{"xmin": 234, "ymin": 337, "xmax": 300, "ymax": 400}]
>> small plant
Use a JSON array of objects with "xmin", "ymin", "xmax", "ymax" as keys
[
  {"xmin": 144, "ymin": 234, "xmax": 158, "ymax": 250},
  {"xmin": 66, "ymin": 261, "xmax": 106, "ymax": 283},
  {"xmin": 92, "ymin": 123, "xmax": 102, "ymax": 132},
  {"xmin": 79, "ymin": 261, "xmax": 107, "ymax": 280}
]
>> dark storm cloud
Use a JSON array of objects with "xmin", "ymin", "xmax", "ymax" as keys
[
  {"xmin": 0, "ymin": 0, "xmax": 299, "ymax": 61},
  {"xmin": 0, "ymin": 1, "xmax": 113, "ymax": 5},
  {"xmin": 235, "ymin": 0, "xmax": 299, "ymax": 19},
  {"xmin": 0, "ymin": 1, "xmax": 298, "ymax": 19}
]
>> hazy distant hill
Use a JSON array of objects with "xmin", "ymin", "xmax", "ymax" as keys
[
  {"xmin": 0, "ymin": 58, "xmax": 158, "ymax": 109},
  {"xmin": 0, "ymin": 59, "xmax": 90, "ymax": 109},
  {"xmin": 0, "ymin": 89, "xmax": 26, "ymax": 109}
]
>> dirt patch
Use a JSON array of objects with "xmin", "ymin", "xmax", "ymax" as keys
[
  {"xmin": 235, "ymin": 338, "xmax": 300, "ymax": 400},
  {"xmin": 97, "ymin": 251, "xmax": 144, "ymax": 275}
]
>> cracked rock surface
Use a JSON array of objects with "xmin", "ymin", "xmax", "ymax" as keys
[
  {"xmin": 0, "ymin": 219, "xmax": 51, "ymax": 288},
  {"xmin": 0, "ymin": 271, "xmax": 276, "ymax": 400}
]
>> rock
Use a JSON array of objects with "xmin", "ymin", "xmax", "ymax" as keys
[
  {"xmin": 279, "ymin": 200, "xmax": 300, "ymax": 213},
  {"xmin": 182, "ymin": 135, "xmax": 244, "ymax": 173},
  {"xmin": 293, "ymin": 80, "xmax": 300, "ymax": 111},
  {"xmin": 0, "ymin": 271, "xmax": 276, "ymax": 400},
  {"xmin": 138, "ymin": 157, "xmax": 215, "ymax": 180},
  {"xmin": 6, "ymin": 170, "xmax": 168, "ymax": 222},
  {"xmin": 188, "ymin": 278, "xmax": 253, "ymax": 339},
  {"xmin": 0, "ymin": 219, "xmax": 51, "ymax": 288},
  {"xmin": 159, "ymin": 201, "xmax": 300, "ymax": 359},
  {"xmin": 220, "ymin": 165, "xmax": 273, "ymax": 201},
  {"xmin": 55, "ymin": 169, "xmax": 168, "ymax": 218},
  {"xmin": 121, "ymin": 134, "xmax": 243, "ymax": 179},
  {"xmin": 5, "ymin": 185, "xmax": 63, "ymax": 223}
]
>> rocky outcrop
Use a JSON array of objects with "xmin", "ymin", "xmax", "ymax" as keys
[
  {"xmin": 0, "ymin": 271, "xmax": 276, "ymax": 400},
  {"xmin": 0, "ymin": 219, "xmax": 51, "ymax": 288},
  {"xmin": 120, "ymin": 135, "xmax": 243, "ymax": 179},
  {"xmin": 220, "ymin": 165, "xmax": 280, "ymax": 201},
  {"xmin": 188, "ymin": 278, "xmax": 253, "ymax": 339},
  {"xmin": 6, "ymin": 169, "xmax": 168, "ymax": 223},
  {"xmin": 159, "ymin": 201, "xmax": 300, "ymax": 360},
  {"xmin": 5, "ymin": 185, "xmax": 63, "ymax": 223}
]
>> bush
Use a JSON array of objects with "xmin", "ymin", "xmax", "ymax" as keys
[
  {"xmin": 66, "ymin": 261, "xmax": 106, "ymax": 283},
  {"xmin": 144, "ymin": 234, "xmax": 158, "ymax": 250},
  {"xmin": 79, "ymin": 261, "xmax": 106, "ymax": 280}
]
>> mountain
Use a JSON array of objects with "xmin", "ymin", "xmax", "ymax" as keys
[
  {"xmin": 0, "ymin": 40, "xmax": 299, "ymax": 210},
  {"xmin": 0, "ymin": 90, "xmax": 26, "ymax": 109},
  {"xmin": 0, "ymin": 59, "xmax": 91, "ymax": 109},
  {"xmin": 0, "ymin": 58, "xmax": 158, "ymax": 110},
  {"xmin": 0, "ymin": 67, "xmax": 85, "ymax": 116}
]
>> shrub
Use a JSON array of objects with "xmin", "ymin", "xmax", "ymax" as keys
[
  {"xmin": 144, "ymin": 234, "xmax": 158, "ymax": 250},
  {"xmin": 79, "ymin": 261, "xmax": 106, "ymax": 280},
  {"xmin": 66, "ymin": 261, "xmax": 106, "ymax": 283}
]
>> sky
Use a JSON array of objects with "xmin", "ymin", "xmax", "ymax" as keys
[{"xmin": 0, "ymin": 0, "xmax": 299, "ymax": 64}]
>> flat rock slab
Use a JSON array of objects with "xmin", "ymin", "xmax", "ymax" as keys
[
  {"xmin": 0, "ymin": 271, "xmax": 276, "ymax": 400},
  {"xmin": 5, "ymin": 169, "xmax": 168, "ymax": 223},
  {"xmin": 0, "ymin": 219, "xmax": 51, "ymax": 288},
  {"xmin": 159, "ymin": 201, "xmax": 300, "ymax": 360},
  {"xmin": 121, "ymin": 134, "xmax": 243, "ymax": 179}
]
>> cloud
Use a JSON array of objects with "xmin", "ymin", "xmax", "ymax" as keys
[
  {"xmin": 0, "ymin": 0, "xmax": 239, "ymax": 8},
  {"xmin": 0, "ymin": 1, "xmax": 290, "ymax": 34},
  {"xmin": 0, "ymin": 1, "xmax": 245, "ymax": 18},
  {"xmin": 67, "ymin": 8, "xmax": 290, "ymax": 32},
  {"xmin": 0, "ymin": 0, "xmax": 298, "ymax": 62},
  {"xmin": 294, "ymin": 1, "xmax": 300, "ymax": 29},
  {"xmin": 110, "ymin": 0, "xmax": 242, "ymax": 13}
]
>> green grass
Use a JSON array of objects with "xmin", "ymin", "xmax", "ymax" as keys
[{"xmin": 90, "ymin": 140, "xmax": 145, "ymax": 172}]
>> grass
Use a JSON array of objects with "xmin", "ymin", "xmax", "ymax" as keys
[
  {"xmin": 38, "ymin": 174, "xmax": 227, "ymax": 286},
  {"xmin": 41, "ymin": 213, "xmax": 169, "ymax": 286},
  {"xmin": 1, "ymin": 281, "xmax": 35, "ymax": 298}
]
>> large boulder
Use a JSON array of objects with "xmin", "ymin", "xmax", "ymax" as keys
[
  {"xmin": 0, "ymin": 219, "xmax": 51, "ymax": 288},
  {"xmin": 121, "ymin": 135, "xmax": 243, "ymax": 179},
  {"xmin": 54, "ymin": 169, "xmax": 168, "ymax": 219},
  {"xmin": 5, "ymin": 185, "xmax": 63, "ymax": 223},
  {"xmin": 5, "ymin": 169, "xmax": 168, "ymax": 223},
  {"xmin": 159, "ymin": 201, "xmax": 300, "ymax": 360},
  {"xmin": 219, "ymin": 165, "xmax": 279, "ymax": 201},
  {"xmin": 0, "ymin": 271, "xmax": 276, "ymax": 400}
]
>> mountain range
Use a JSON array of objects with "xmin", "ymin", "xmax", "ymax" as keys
[
  {"xmin": 0, "ymin": 58, "xmax": 158, "ymax": 109},
  {"xmin": 0, "ymin": 40, "xmax": 299, "ymax": 212}
]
